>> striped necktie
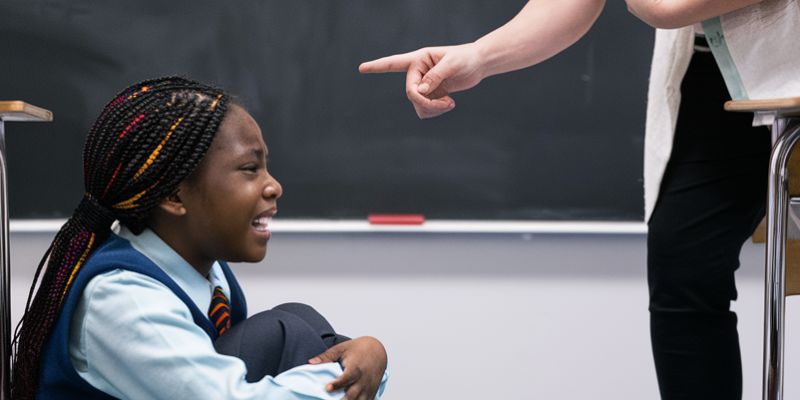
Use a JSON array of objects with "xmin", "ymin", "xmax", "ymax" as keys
[{"xmin": 208, "ymin": 286, "xmax": 231, "ymax": 336}]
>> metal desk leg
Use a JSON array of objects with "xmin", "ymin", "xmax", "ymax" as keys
[
  {"xmin": 764, "ymin": 117, "xmax": 800, "ymax": 400},
  {"xmin": 0, "ymin": 102, "xmax": 51, "ymax": 400},
  {"xmin": 0, "ymin": 119, "xmax": 10, "ymax": 400}
]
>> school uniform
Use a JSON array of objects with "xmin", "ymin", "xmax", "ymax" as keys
[
  {"xmin": 645, "ymin": 27, "xmax": 770, "ymax": 399},
  {"xmin": 38, "ymin": 225, "xmax": 388, "ymax": 399}
]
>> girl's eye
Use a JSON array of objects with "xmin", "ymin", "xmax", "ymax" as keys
[{"xmin": 241, "ymin": 165, "xmax": 258, "ymax": 172}]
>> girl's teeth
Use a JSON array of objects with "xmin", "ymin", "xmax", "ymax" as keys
[{"xmin": 252, "ymin": 217, "xmax": 271, "ymax": 232}]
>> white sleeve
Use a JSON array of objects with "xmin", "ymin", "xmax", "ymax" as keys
[{"xmin": 70, "ymin": 269, "xmax": 347, "ymax": 400}]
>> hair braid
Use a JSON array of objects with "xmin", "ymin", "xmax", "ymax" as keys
[{"xmin": 11, "ymin": 77, "xmax": 230, "ymax": 399}]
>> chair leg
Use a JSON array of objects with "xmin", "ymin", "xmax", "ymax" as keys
[
  {"xmin": 764, "ymin": 119, "xmax": 800, "ymax": 400},
  {"xmin": 0, "ymin": 120, "xmax": 9, "ymax": 400}
]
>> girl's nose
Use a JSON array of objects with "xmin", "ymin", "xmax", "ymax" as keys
[{"xmin": 264, "ymin": 176, "xmax": 283, "ymax": 199}]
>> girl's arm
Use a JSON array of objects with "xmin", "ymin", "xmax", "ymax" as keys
[
  {"xmin": 73, "ymin": 271, "xmax": 358, "ymax": 400},
  {"xmin": 625, "ymin": 0, "xmax": 766, "ymax": 29}
]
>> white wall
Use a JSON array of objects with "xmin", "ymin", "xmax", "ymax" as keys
[{"xmin": 9, "ymin": 231, "xmax": 796, "ymax": 399}]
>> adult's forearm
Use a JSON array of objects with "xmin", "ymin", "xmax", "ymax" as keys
[
  {"xmin": 626, "ymin": 0, "xmax": 765, "ymax": 29},
  {"xmin": 474, "ymin": 0, "xmax": 605, "ymax": 79}
]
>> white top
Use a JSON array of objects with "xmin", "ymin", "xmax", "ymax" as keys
[
  {"xmin": 68, "ymin": 225, "xmax": 388, "ymax": 399},
  {"xmin": 644, "ymin": 27, "xmax": 695, "ymax": 221}
]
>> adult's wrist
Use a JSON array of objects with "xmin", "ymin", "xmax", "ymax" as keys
[{"xmin": 468, "ymin": 40, "xmax": 496, "ymax": 81}]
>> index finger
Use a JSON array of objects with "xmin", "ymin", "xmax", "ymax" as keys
[
  {"xmin": 359, "ymin": 52, "xmax": 418, "ymax": 74},
  {"xmin": 308, "ymin": 344, "xmax": 345, "ymax": 365}
]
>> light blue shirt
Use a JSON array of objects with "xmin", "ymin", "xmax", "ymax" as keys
[{"xmin": 68, "ymin": 226, "xmax": 388, "ymax": 399}]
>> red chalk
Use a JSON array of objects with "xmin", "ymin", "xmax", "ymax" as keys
[{"xmin": 368, "ymin": 214, "xmax": 425, "ymax": 225}]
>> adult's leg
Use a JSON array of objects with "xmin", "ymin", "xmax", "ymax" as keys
[
  {"xmin": 214, "ymin": 303, "xmax": 345, "ymax": 382},
  {"xmin": 647, "ymin": 47, "xmax": 770, "ymax": 400}
]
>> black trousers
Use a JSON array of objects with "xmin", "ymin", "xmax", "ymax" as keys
[
  {"xmin": 214, "ymin": 303, "xmax": 349, "ymax": 382},
  {"xmin": 647, "ymin": 49, "xmax": 771, "ymax": 399}
]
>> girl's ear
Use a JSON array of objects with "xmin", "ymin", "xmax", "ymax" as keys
[{"xmin": 158, "ymin": 188, "xmax": 187, "ymax": 216}]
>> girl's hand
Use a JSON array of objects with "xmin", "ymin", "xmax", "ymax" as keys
[{"xmin": 308, "ymin": 336, "xmax": 388, "ymax": 400}]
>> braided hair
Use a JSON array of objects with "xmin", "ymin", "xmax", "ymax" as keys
[{"xmin": 11, "ymin": 77, "xmax": 230, "ymax": 399}]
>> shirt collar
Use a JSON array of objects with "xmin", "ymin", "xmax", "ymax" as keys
[{"xmin": 117, "ymin": 225, "xmax": 230, "ymax": 312}]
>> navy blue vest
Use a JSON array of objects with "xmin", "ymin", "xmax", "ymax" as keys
[{"xmin": 36, "ymin": 233, "xmax": 247, "ymax": 399}]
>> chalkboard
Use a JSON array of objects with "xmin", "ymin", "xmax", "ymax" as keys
[{"xmin": 0, "ymin": 0, "xmax": 653, "ymax": 221}]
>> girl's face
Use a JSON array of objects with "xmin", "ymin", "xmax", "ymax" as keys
[{"xmin": 176, "ymin": 104, "xmax": 282, "ymax": 268}]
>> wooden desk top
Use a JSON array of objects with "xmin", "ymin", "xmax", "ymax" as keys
[
  {"xmin": 725, "ymin": 97, "xmax": 800, "ymax": 117},
  {"xmin": 0, "ymin": 101, "xmax": 53, "ymax": 122}
]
